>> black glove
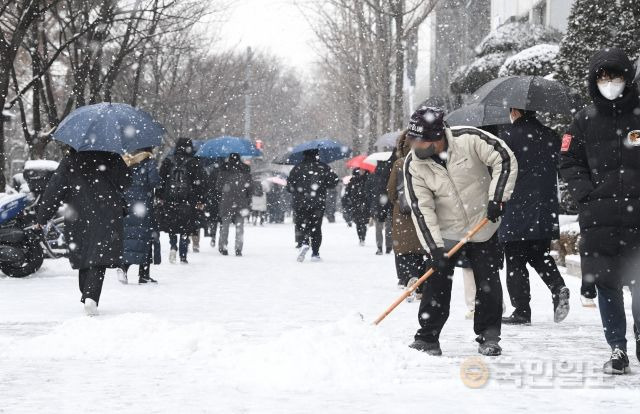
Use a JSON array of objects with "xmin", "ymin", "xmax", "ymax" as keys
[
  {"xmin": 429, "ymin": 247, "xmax": 449, "ymax": 274},
  {"xmin": 486, "ymin": 200, "xmax": 504, "ymax": 223}
]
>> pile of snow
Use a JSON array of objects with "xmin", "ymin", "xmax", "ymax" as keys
[
  {"xmin": 24, "ymin": 159, "xmax": 59, "ymax": 171},
  {"xmin": 498, "ymin": 44, "xmax": 560, "ymax": 77},
  {"xmin": 475, "ymin": 22, "xmax": 562, "ymax": 56}
]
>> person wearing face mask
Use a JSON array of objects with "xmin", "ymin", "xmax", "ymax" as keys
[
  {"xmin": 560, "ymin": 47, "xmax": 640, "ymax": 375},
  {"xmin": 403, "ymin": 106, "xmax": 518, "ymax": 357},
  {"xmin": 499, "ymin": 108, "xmax": 570, "ymax": 326}
]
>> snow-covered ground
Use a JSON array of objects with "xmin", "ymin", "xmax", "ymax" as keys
[{"xmin": 0, "ymin": 219, "xmax": 638, "ymax": 413}]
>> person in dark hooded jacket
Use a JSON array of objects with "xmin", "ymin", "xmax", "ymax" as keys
[
  {"xmin": 343, "ymin": 168, "xmax": 370, "ymax": 245},
  {"xmin": 36, "ymin": 149, "xmax": 131, "ymax": 315},
  {"xmin": 156, "ymin": 138, "xmax": 207, "ymax": 264},
  {"xmin": 118, "ymin": 148, "xmax": 161, "ymax": 284},
  {"xmin": 500, "ymin": 109, "xmax": 569, "ymax": 326},
  {"xmin": 367, "ymin": 158, "xmax": 394, "ymax": 255},
  {"xmin": 216, "ymin": 153, "xmax": 252, "ymax": 256},
  {"xmin": 287, "ymin": 149, "xmax": 339, "ymax": 261},
  {"xmin": 560, "ymin": 47, "xmax": 640, "ymax": 375}
]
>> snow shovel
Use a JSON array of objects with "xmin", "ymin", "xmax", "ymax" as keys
[{"xmin": 373, "ymin": 218, "xmax": 490, "ymax": 325}]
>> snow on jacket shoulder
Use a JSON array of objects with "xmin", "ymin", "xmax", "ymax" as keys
[{"xmin": 404, "ymin": 126, "xmax": 518, "ymax": 252}]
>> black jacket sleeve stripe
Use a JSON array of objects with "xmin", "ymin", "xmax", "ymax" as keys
[
  {"xmin": 403, "ymin": 154, "xmax": 439, "ymax": 252},
  {"xmin": 453, "ymin": 127, "xmax": 511, "ymax": 202}
]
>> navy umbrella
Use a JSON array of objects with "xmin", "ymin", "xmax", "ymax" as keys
[
  {"xmin": 196, "ymin": 136, "xmax": 262, "ymax": 158},
  {"xmin": 465, "ymin": 76, "xmax": 580, "ymax": 115},
  {"xmin": 275, "ymin": 139, "xmax": 352, "ymax": 165},
  {"xmin": 52, "ymin": 102, "xmax": 165, "ymax": 155},
  {"xmin": 445, "ymin": 103, "xmax": 510, "ymax": 127}
]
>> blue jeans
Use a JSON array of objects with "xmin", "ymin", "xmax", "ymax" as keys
[{"xmin": 169, "ymin": 234, "xmax": 190, "ymax": 259}]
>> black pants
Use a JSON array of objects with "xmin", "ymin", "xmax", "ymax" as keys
[
  {"xmin": 395, "ymin": 253, "xmax": 428, "ymax": 287},
  {"xmin": 169, "ymin": 233, "xmax": 189, "ymax": 259},
  {"xmin": 79, "ymin": 266, "xmax": 106, "ymax": 305},
  {"xmin": 416, "ymin": 234, "xmax": 503, "ymax": 343},
  {"xmin": 355, "ymin": 217, "xmax": 368, "ymax": 242},
  {"xmin": 581, "ymin": 227, "xmax": 640, "ymax": 351},
  {"xmin": 295, "ymin": 207, "xmax": 324, "ymax": 256},
  {"xmin": 503, "ymin": 239, "xmax": 566, "ymax": 318}
]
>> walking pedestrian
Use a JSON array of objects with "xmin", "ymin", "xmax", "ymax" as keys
[
  {"xmin": 216, "ymin": 153, "xmax": 252, "ymax": 256},
  {"xmin": 343, "ymin": 168, "xmax": 370, "ymax": 246},
  {"xmin": 404, "ymin": 106, "xmax": 517, "ymax": 357},
  {"xmin": 251, "ymin": 179, "xmax": 267, "ymax": 226},
  {"xmin": 287, "ymin": 149, "xmax": 339, "ymax": 262},
  {"xmin": 204, "ymin": 161, "xmax": 222, "ymax": 247},
  {"xmin": 500, "ymin": 108, "xmax": 570, "ymax": 325},
  {"xmin": 387, "ymin": 132, "xmax": 428, "ymax": 290},
  {"xmin": 367, "ymin": 158, "xmax": 394, "ymax": 255},
  {"xmin": 560, "ymin": 47, "xmax": 640, "ymax": 375},
  {"xmin": 36, "ymin": 148, "xmax": 131, "ymax": 316},
  {"xmin": 157, "ymin": 138, "xmax": 207, "ymax": 264},
  {"xmin": 118, "ymin": 148, "xmax": 161, "ymax": 284}
]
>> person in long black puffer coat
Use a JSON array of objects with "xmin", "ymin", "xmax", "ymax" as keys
[
  {"xmin": 118, "ymin": 149, "xmax": 161, "ymax": 285},
  {"xmin": 560, "ymin": 47, "xmax": 640, "ymax": 375},
  {"xmin": 36, "ymin": 148, "xmax": 131, "ymax": 316},
  {"xmin": 156, "ymin": 138, "xmax": 207, "ymax": 264},
  {"xmin": 343, "ymin": 168, "xmax": 370, "ymax": 245},
  {"xmin": 499, "ymin": 110, "xmax": 569, "ymax": 326}
]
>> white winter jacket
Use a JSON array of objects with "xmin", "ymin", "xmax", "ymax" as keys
[{"xmin": 404, "ymin": 126, "xmax": 518, "ymax": 252}]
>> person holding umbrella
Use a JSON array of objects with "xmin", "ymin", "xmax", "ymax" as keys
[
  {"xmin": 560, "ymin": 48, "xmax": 640, "ymax": 375},
  {"xmin": 156, "ymin": 138, "xmax": 207, "ymax": 264},
  {"xmin": 37, "ymin": 147, "xmax": 131, "ymax": 316},
  {"xmin": 404, "ymin": 106, "xmax": 517, "ymax": 356},
  {"xmin": 343, "ymin": 168, "xmax": 371, "ymax": 246},
  {"xmin": 366, "ymin": 157, "xmax": 394, "ymax": 255},
  {"xmin": 287, "ymin": 149, "xmax": 339, "ymax": 262},
  {"xmin": 35, "ymin": 102, "xmax": 168, "ymax": 315},
  {"xmin": 216, "ymin": 153, "xmax": 252, "ymax": 256},
  {"xmin": 499, "ymin": 107, "xmax": 570, "ymax": 326}
]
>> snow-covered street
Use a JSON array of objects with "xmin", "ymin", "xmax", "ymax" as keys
[{"xmin": 0, "ymin": 220, "xmax": 638, "ymax": 413}]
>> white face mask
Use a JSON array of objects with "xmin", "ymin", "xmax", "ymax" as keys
[{"xmin": 597, "ymin": 78, "xmax": 626, "ymax": 100}]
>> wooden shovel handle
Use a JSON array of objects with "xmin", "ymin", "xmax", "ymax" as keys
[{"xmin": 372, "ymin": 218, "xmax": 490, "ymax": 325}]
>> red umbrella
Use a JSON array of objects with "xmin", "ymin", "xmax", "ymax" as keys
[{"xmin": 346, "ymin": 155, "xmax": 376, "ymax": 173}]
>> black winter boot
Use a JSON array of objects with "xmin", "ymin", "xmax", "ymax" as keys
[
  {"xmin": 409, "ymin": 339, "xmax": 442, "ymax": 356},
  {"xmin": 603, "ymin": 348, "xmax": 630, "ymax": 375},
  {"xmin": 502, "ymin": 312, "xmax": 531, "ymax": 325},
  {"xmin": 477, "ymin": 336, "xmax": 502, "ymax": 356}
]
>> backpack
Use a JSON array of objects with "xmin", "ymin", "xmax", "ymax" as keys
[{"xmin": 165, "ymin": 159, "xmax": 193, "ymax": 201}]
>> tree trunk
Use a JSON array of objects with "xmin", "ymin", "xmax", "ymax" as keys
[{"xmin": 393, "ymin": 11, "xmax": 405, "ymax": 130}]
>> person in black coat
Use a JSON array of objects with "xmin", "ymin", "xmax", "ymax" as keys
[
  {"xmin": 560, "ymin": 47, "xmax": 640, "ymax": 374},
  {"xmin": 287, "ymin": 149, "xmax": 339, "ymax": 261},
  {"xmin": 499, "ymin": 111, "xmax": 569, "ymax": 325},
  {"xmin": 343, "ymin": 169, "xmax": 370, "ymax": 245},
  {"xmin": 366, "ymin": 159, "xmax": 393, "ymax": 255},
  {"xmin": 215, "ymin": 153, "xmax": 252, "ymax": 256},
  {"xmin": 156, "ymin": 138, "xmax": 207, "ymax": 264},
  {"xmin": 118, "ymin": 149, "xmax": 161, "ymax": 284},
  {"xmin": 36, "ymin": 149, "xmax": 131, "ymax": 315},
  {"xmin": 204, "ymin": 161, "xmax": 222, "ymax": 247}
]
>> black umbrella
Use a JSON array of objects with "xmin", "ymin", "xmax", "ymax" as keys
[
  {"xmin": 445, "ymin": 103, "xmax": 510, "ymax": 127},
  {"xmin": 466, "ymin": 76, "xmax": 580, "ymax": 115}
]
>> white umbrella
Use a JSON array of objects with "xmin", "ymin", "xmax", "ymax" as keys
[
  {"xmin": 375, "ymin": 131, "xmax": 403, "ymax": 148},
  {"xmin": 364, "ymin": 151, "xmax": 393, "ymax": 166}
]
